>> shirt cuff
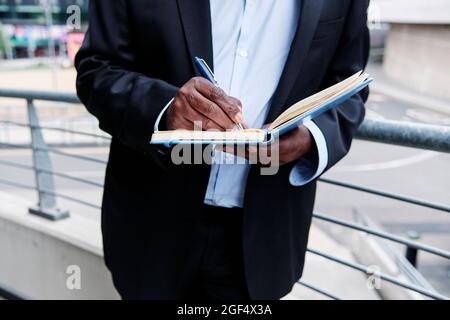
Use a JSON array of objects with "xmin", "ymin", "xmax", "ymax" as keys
[
  {"xmin": 154, "ymin": 98, "xmax": 175, "ymax": 133},
  {"xmin": 289, "ymin": 119, "xmax": 328, "ymax": 186}
]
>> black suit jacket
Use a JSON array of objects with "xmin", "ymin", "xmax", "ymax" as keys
[{"xmin": 75, "ymin": 0, "xmax": 369, "ymax": 299}]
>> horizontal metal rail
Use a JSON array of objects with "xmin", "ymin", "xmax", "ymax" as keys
[
  {"xmin": 0, "ymin": 89, "xmax": 80, "ymax": 104},
  {"xmin": 39, "ymin": 188, "xmax": 101, "ymax": 210},
  {"xmin": 0, "ymin": 159, "xmax": 34, "ymax": 171},
  {"xmin": 319, "ymin": 177, "xmax": 450, "ymax": 213},
  {"xmin": 313, "ymin": 212, "xmax": 450, "ymax": 260},
  {"xmin": 0, "ymin": 142, "xmax": 29, "ymax": 149},
  {"xmin": 0, "ymin": 142, "xmax": 109, "ymax": 149},
  {"xmin": 357, "ymin": 118, "xmax": 450, "ymax": 153},
  {"xmin": 297, "ymin": 280, "xmax": 340, "ymax": 300},
  {"xmin": 0, "ymin": 120, "xmax": 111, "ymax": 141},
  {"xmin": 0, "ymin": 142, "xmax": 108, "ymax": 165},
  {"xmin": 308, "ymin": 248, "xmax": 449, "ymax": 300},
  {"xmin": 0, "ymin": 178, "xmax": 36, "ymax": 191},
  {"xmin": 37, "ymin": 147, "xmax": 108, "ymax": 165},
  {"xmin": 2, "ymin": 89, "xmax": 450, "ymax": 152},
  {"xmin": 39, "ymin": 169, "xmax": 104, "ymax": 188},
  {"xmin": 0, "ymin": 178, "xmax": 100, "ymax": 210},
  {"xmin": 0, "ymin": 159, "xmax": 103, "ymax": 188}
]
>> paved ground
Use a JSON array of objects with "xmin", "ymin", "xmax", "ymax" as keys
[
  {"xmin": 0, "ymin": 65, "xmax": 449, "ymax": 298},
  {"xmin": 0, "ymin": 65, "xmax": 76, "ymax": 92}
]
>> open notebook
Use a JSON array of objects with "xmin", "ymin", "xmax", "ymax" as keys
[{"xmin": 151, "ymin": 71, "xmax": 372, "ymax": 145}]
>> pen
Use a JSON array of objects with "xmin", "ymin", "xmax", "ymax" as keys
[{"xmin": 194, "ymin": 57, "xmax": 244, "ymax": 130}]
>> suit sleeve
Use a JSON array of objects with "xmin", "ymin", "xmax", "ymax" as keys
[
  {"xmin": 312, "ymin": 0, "xmax": 370, "ymax": 173},
  {"xmin": 75, "ymin": 0, "xmax": 178, "ymax": 161}
]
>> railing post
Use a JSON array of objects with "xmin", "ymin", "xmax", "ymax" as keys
[
  {"xmin": 27, "ymin": 99, "xmax": 69, "ymax": 221},
  {"xmin": 406, "ymin": 231, "xmax": 421, "ymax": 267}
]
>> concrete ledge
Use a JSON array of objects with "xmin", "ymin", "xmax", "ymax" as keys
[
  {"xmin": 0, "ymin": 191, "xmax": 381, "ymax": 300},
  {"xmin": 0, "ymin": 191, "xmax": 119, "ymax": 299},
  {"xmin": 368, "ymin": 63, "xmax": 450, "ymax": 116}
]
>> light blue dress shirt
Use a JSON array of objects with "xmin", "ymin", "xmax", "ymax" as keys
[{"xmin": 156, "ymin": 0, "xmax": 328, "ymax": 208}]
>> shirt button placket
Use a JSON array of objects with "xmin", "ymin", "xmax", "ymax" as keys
[{"xmin": 237, "ymin": 48, "xmax": 248, "ymax": 58}]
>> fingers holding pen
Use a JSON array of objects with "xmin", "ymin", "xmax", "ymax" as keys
[
  {"xmin": 167, "ymin": 77, "xmax": 244, "ymax": 131},
  {"xmin": 192, "ymin": 78, "xmax": 244, "ymax": 127}
]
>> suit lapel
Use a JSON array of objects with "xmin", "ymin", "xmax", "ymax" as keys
[
  {"xmin": 176, "ymin": 0, "xmax": 214, "ymax": 74},
  {"xmin": 266, "ymin": 0, "xmax": 324, "ymax": 122}
]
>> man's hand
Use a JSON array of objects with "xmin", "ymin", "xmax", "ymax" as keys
[
  {"xmin": 167, "ymin": 77, "xmax": 243, "ymax": 131},
  {"xmin": 223, "ymin": 125, "xmax": 314, "ymax": 167}
]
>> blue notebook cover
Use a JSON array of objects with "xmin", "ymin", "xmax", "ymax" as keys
[
  {"xmin": 150, "ymin": 78, "xmax": 372, "ymax": 146},
  {"xmin": 272, "ymin": 78, "xmax": 372, "ymax": 137}
]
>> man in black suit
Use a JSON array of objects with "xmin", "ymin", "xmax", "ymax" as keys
[{"xmin": 76, "ymin": 0, "xmax": 369, "ymax": 300}]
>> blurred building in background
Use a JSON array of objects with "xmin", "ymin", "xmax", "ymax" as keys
[
  {"xmin": 372, "ymin": 0, "xmax": 450, "ymax": 103},
  {"xmin": 0, "ymin": 0, "xmax": 88, "ymax": 60}
]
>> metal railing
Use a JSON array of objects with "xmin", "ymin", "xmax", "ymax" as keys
[
  {"xmin": 0, "ymin": 89, "xmax": 109, "ymax": 219},
  {"xmin": 0, "ymin": 89, "xmax": 449, "ymax": 300}
]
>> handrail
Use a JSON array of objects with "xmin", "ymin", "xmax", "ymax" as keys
[
  {"xmin": 0, "ymin": 120, "xmax": 111, "ymax": 140},
  {"xmin": 0, "ymin": 178, "xmax": 36, "ymax": 191},
  {"xmin": 2, "ymin": 89, "xmax": 450, "ymax": 152},
  {"xmin": 0, "ymin": 89, "xmax": 80, "ymax": 104},
  {"xmin": 297, "ymin": 280, "xmax": 341, "ymax": 300},
  {"xmin": 39, "ymin": 188, "xmax": 101, "ymax": 210},
  {"xmin": 308, "ymin": 248, "xmax": 449, "ymax": 300},
  {"xmin": 357, "ymin": 118, "xmax": 450, "ymax": 153},
  {"xmin": 314, "ymin": 212, "xmax": 450, "ymax": 259},
  {"xmin": 319, "ymin": 177, "xmax": 450, "ymax": 213},
  {"xmin": 0, "ymin": 142, "xmax": 108, "ymax": 165}
]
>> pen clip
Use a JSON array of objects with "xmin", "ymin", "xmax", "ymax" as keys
[
  {"xmin": 201, "ymin": 59, "xmax": 216, "ymax": 82},
  {"xmin": 195, "ymin": 57, "xmax": 218, "ymax": 85}
]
